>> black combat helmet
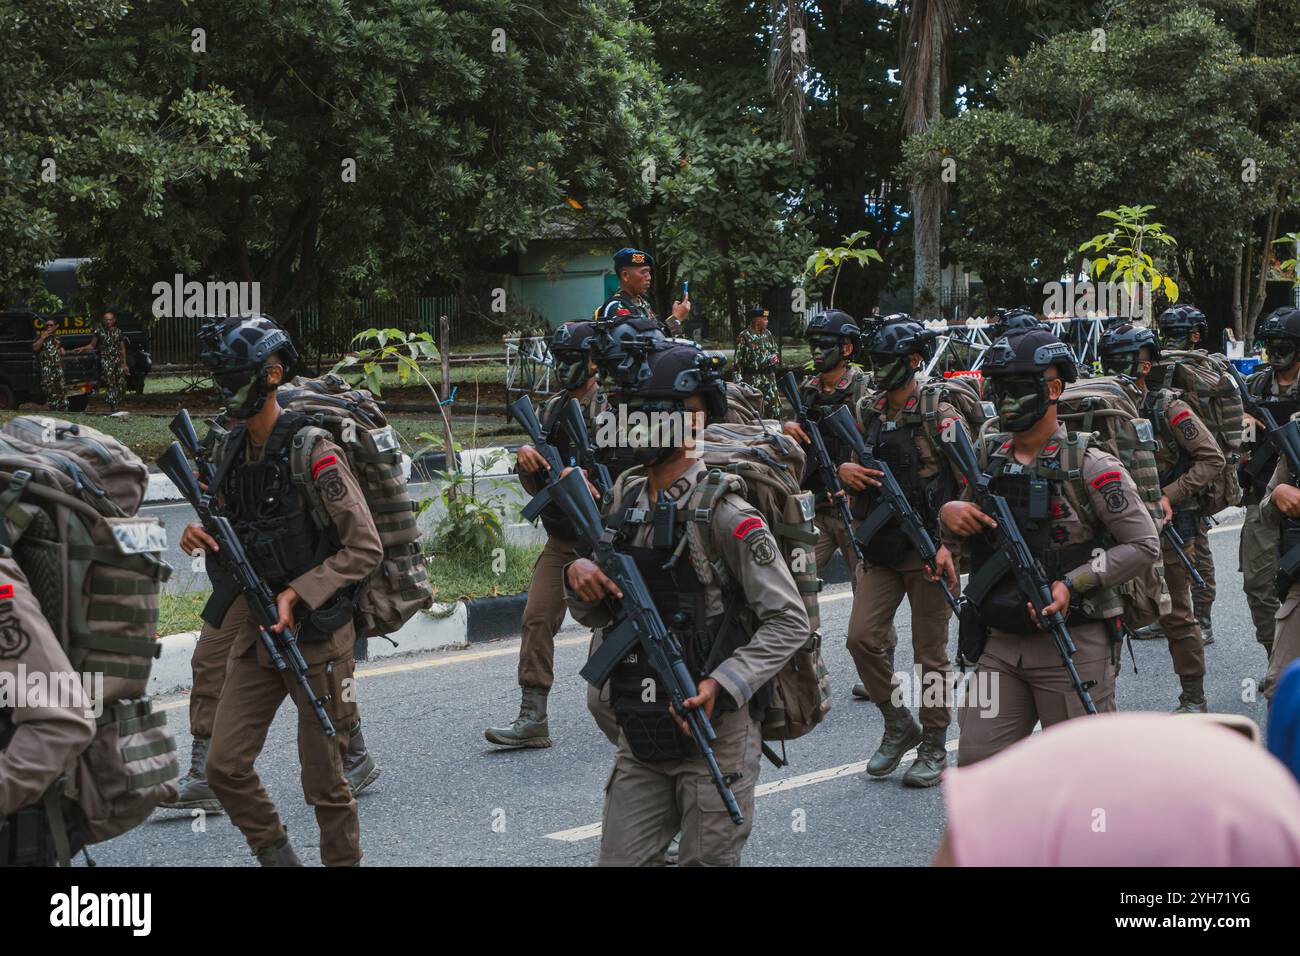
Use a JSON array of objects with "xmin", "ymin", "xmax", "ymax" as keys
[
  {"xmin": 868, "ymin": 319, "xmax": 934, "ymax": 390},
  {"xmin": 592, "ymin": 313, "xmax": 665, "ymax": 382},
  {"xmin": 805, "ymin": 309, "xmax": 861, "ymax": 372},
  {"xmin": 550, "ymin": 320, "xmax": 600, "ymax": 390},
  {"xmin": 983, "ymin": 328, "xmax": 1077, "ymax": 432},
  {"xmin": 1258, "ymin": 306, "xmax": 1300, "ymax": 372},
  {"xmin": 990, "ymin": 307, "xmax": 1046, "ymax": 340},
  {"xmin": 198, "ymin": 314, "xmax": 300, "ymax": 419},
  {"xmin": 1157, "ymin": 305, "xmax": 1208, "ymax": 349},
  {"xmin": 611, "ymin": 341, "xmax": 727, "ymax": 465},
  {"xmin": 1098, "ymin": 322, "xmax": 1161, "ymax": 379}
]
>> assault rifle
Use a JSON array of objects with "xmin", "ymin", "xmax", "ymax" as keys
[
  {"xmin": 508, "ymin": 396, "xmax": 581, "ymax": 524},
  {"xmin": 1231, "ymin": 362, "xmax": 1300, "ymax": 585},
  {"xmin": 552, "ymin": 398, "xmax": 613, "ymax": 498},
  {"xmin": 158, "ymin": 437, "xmax": 336, "ymax": 737},
  {"xmin": 777, "ymin": 371, "xmax": 864, "ymax": 563},
  {"xmin": 936, "ymin": 422, "xmax": 1098, "ymax": 715},
  {"xmin": 1161, "ymin": 520, "xmax": 1205, "ymax": 589},
  {"xmin": 535, "ymin": 464, "xmax": 744, "ymax": 826},
  {"xmin": 821, "ymin": 404, "xmax": 960, "ymax": 614}
]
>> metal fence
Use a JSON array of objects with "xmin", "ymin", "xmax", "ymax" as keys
[{"xmin": 147, "ymin": 294, "xmax": 466, "ymax": 366}]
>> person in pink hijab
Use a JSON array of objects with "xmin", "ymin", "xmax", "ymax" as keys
[{"xmin": 936, "ymin": 712, "xmax": 1300, "ymax": 866}]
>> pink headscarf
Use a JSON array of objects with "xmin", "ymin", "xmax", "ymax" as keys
[{"xmin": 943, "ymin": 713, "xmax": 1300, "ymax": 866}]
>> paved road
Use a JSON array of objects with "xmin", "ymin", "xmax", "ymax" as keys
[{"xmin": 92, "ymin": 516, "xmax": 1274, "ymax": 866}]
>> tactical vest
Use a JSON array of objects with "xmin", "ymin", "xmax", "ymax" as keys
[
  {"xmin": 857, "ymin": 390, "xmax": 954, "ymax": 566},
  {"xmin": 1142, "ymin": 389, "xmax": 1192, "ymax": 493},
  {"xmin": 801, "ymin": 369, "xmax": 860, "ymax": 500},
  {"xmin": 966, "ymin": 435, "xmax": 1123, "ymax": 634},
  {"xmin": 1244, "ymin": 369, "xmax": 1300, "ymax": 499},
  {"xmin": 203, "ymin": 411, "xmax": 341, "ymax": 637},
  {"xmin": 604, "ymin": 497, "xmax": 733, "ymax": 762}
]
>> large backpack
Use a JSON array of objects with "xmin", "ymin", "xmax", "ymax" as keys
[
  {"xmin": 617, "ymin": 422, "xmax": 830, "ymax": 744},
  {"xmin": 0, "ymin": 416, "xmax": 176, "ymax": 862},
  {"xmin": 1147, "ymin": 350, "xmax": 1244, "ymax": 513},
  {"xmin": 277, "ymin": 374, "xmax": 434, "ymax": 639},
  {"xmin": 1053, "ymin": 377, "xmax": 1171, "ymax": 626},
  {"xmin": 722, "ymin": 381, "xmax": 766, "ymax": 425}
]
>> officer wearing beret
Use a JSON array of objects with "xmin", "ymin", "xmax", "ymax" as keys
[
  {"xmin": 594, "ymin": 248, "xmax": 689, "ymax": 337},
  {"xmin": 734, "ymin": 307, "xmax": 781, "ymax": 417}
]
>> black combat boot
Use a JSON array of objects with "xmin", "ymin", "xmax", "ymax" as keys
[
  {"xmin": 159, "ymin": 736, "xmax": 223, "ymax": 813},
  {"xmin": 344, "ymin": 721, "xmax": 381, "ymax": 795},
  {"xmin": 484, "ymin": 685, "xmax": 552, "ymax": 748},
  {"xmin": 1174, "ymin": 675, "xmax": 1208, "ymax": 714},
  {"xmin": 851, "ymin": 683, "xmax": 871, "ymax": 701},
  {"xmin": 866, "ymin": 702, "xmax": 922, "ymax": 777},
  {"xmin": 902, "ymin": 728, "xmax": 948, "ymax": 788},
  {"xmin": 1199, "ymin": 616, "xmax": 1214, "ymax": 646},
  {"xmin": 254, "ymin": 834, "xmax": 302, "ymax": 867}
]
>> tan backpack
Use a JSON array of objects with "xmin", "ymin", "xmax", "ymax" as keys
[
  {"xmin": 0, "ymin": 416, "xmax": 176, "ymax": 862},
  {"xmin": 676, "ymin": 422, "xmax": 831, "ymax": 744},
  {"xmin": 277, "ymin": 374, "xmax": 434, "ymax": 639}
]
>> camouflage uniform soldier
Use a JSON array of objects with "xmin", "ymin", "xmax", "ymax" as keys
[
  {"xmin": 73, "ymin": 311, "xmax": 129, "ymax": 414},
  {"xmin": 938, "ymin": 330, "xmax": 1160, "ymax": 765},
  {"xmin": 1239, "ymin": 307, "xmax": 1300, "ymax": 678},
  {"xmin": 734, "ymin": 307, "xmax": 780, "ymax": 417},
  {"xmin": 594, "ymin": 248, "xmax": 689, "ymax": 337},
  {"xmin": 1100, "ymin": 324, "xmax": 1223, "ymax": 713},
  {"xmin": 33, "ymin": 320, "xmax": 67, "ymax": 412},
  {"xmin": 485, "ymin": 321, "xmax": 608, "ymax": 748}
]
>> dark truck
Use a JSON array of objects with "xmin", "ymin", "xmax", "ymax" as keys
[{"xmin": 0, "ymin": 309, "xmax": 151, "ymax": 411}]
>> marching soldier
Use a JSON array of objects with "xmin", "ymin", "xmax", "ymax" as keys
[
  {"xmin": 1157, "ymin": 305, "xmax": 1217, "ymax": 641},
  {"xmin": 938, "ymin": 329, "xmax": 1160, "ymax": 765},
  {"xmin": 782, "ymin": 310, "xmax": 872, "ymax": 582},
  {"xmin": 486, "ymin": 321, "xmax": 608, "ymax": 749},
  {"xmin": 1258, "ymin": 404, "xmax": 1300, "ymax": 700},
  {"xmin": 564, "ymin": 342, "xmax": 809, "ymax": 865},
  {"xmin": 179, "ymin": 315, "xmax": 382, "ymax": 866},
  {"xmin": 594, "ymin": 248, "xmax": 689, "ymax": 337},
  {"xmin": 72, "ymin": 310, "xmax": 129, "ymax": 416},
  {"xmin": 734, "ymin": 307, "xmax": 781, "ymax": 416},
  {"xmin": 33, "ymin": 319, "xmax": 67, "ymax": 412},
  {"xmin": 838, "ymin": 319, "xmax": 964, "ymax": 787},
  {"xmin": 1239, "ymin": 307, "xmax": 1300, "ymax": 681},
  {"xmin": 1099, "ymin": 324, "xmax": 1222, "ymax": 712}
]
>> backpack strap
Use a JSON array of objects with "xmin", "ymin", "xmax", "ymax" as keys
[
  {"xmin": 683, "ymin": 470, "xmax": 746, "ymax": 589},
  {"xmin": 288, "ymin": 422, "xmax": 336, "ymax": 529}
]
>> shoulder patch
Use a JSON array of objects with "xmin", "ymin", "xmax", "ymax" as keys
[
  {"xmin": 311, "ymin": 454, "xmax": 339, "ymax": 479},
  {"xmin": 733, "ymin": 515, "xmax": 764, "ymax": 540},
  {"xmin": 313, "ymin": 453, "xmax": 347, "ymax": 502},
  {"xmin": 1090, "ymin": 470, "xmax": 1122, "ymax": 489},
  {"xmin": 0, "ymin": 596, "xmax": 31, "ymax": 660},
  {"xmin": 1170, "ymin": 409, "xmax": 1192, "ymax": 427}
]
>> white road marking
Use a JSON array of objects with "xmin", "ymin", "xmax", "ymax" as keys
[{"xmin": 543, "ymin": 738, "xmax": 962, "ymax": 843}]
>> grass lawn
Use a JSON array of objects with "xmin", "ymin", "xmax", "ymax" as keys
[{"xmin": 154, "ymin": 541, "xmax": 543, "ymax": 635}]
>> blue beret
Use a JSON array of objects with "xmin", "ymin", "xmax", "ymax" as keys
[{"xmin": 614, "ymin": 247, "xmax": 654, "ymax": 270}]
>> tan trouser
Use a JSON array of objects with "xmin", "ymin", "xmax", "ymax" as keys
[
  {"xmin": 189, "ymin": 611, "xmax": 243, "ymax": 739},
  {"xmin": 1161, "ymin": 544, "xmax": 1206, "ymax": 680},
  {"xmin": 956, "ymin": 620, "xmax": 1117, "ymax": 767},
  {"xmin": 205, "ymin": 602, "xmax": 361, "ymax": 866},
  {"xmin": 1240, "ymin": 503, "xmax": 1280, "ymax": 650},
  {"xmin": 1269, "ymin": 580, "xmax": 1300, "ymax": 699},
  {"xmin": 1190, "ymin": 524, "xmax": 1215, "ymax": 622},
  {"xmin": 814, "ymin": 510, "xmax": 861, "ymax": 588},
  {"xmin": 846, "ymin": 556, "xmax": 951, "ymax": 730},
  {"xmin": 599, "ymin": 707, "xmax": 760, "ymax": 867},
  {"xmin": 518, "ymin": 535, "xmax": 578, "ymax": 689}
]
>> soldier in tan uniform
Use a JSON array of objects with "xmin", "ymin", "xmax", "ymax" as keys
[
  {"xmin": 0, "ymin": 556, "xmax": 97, "ymax": 865},
  {"xmin": 837, "ymin": 319, "xmax": 965, "ymax": 787},
  {"xmin": 782, "ymin": 310, "xmax": 872, "ymax": 581},
  {"xmin": 565, "ymin": 343, "xmax": 809, "ymax": 866},
  {"xmin": 1099, "ymin": 324, "xmax": 1223, "ymax": 712},
  {"xmin": 938, "ymin": 330, "xmax": 1160, "ymax": 765},
  {"xmin": 179, "ymin": 316, "xmax": 382, "ymax": 866},
  {"xmin": 486, "ymin": 321, "xmax": 608, "ymax": 748},
  {"xmin": 1240, "ymin": 308, "xmax": 1300, "ymax": 681},
  {"xmin": 1258, "ymin": 438, "xmax": 1300, "ymax": 698}
]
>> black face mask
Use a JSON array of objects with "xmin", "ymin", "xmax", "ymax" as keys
[
  {"xmin": 990, "ymin": 375, "xmax": 1054, "ymax": 432},
  {"xmin": 870, "ymin": 354, "xmax": 915, "ymax": 391},
  {"xmin": 215, "ymin": 366, "xmax": 275, "ymax": 419},
  {"xmin": 621, "ymin": 398, "xmax": 694, "ymax": 465},
  {"xmin": 809, "ymin": 335, "xmax": 845, "ymax": 372},
  {"xmin": 1100, "ymin": 352, "xmax": 1143, "ymax": 379},
  {"xmin": 1267, "ymin": 341, "xmax": 1299, "ymax": 372},
  {"xmin": 553, "ymin": 350, "xmax": 593, "ymax": 391}
]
